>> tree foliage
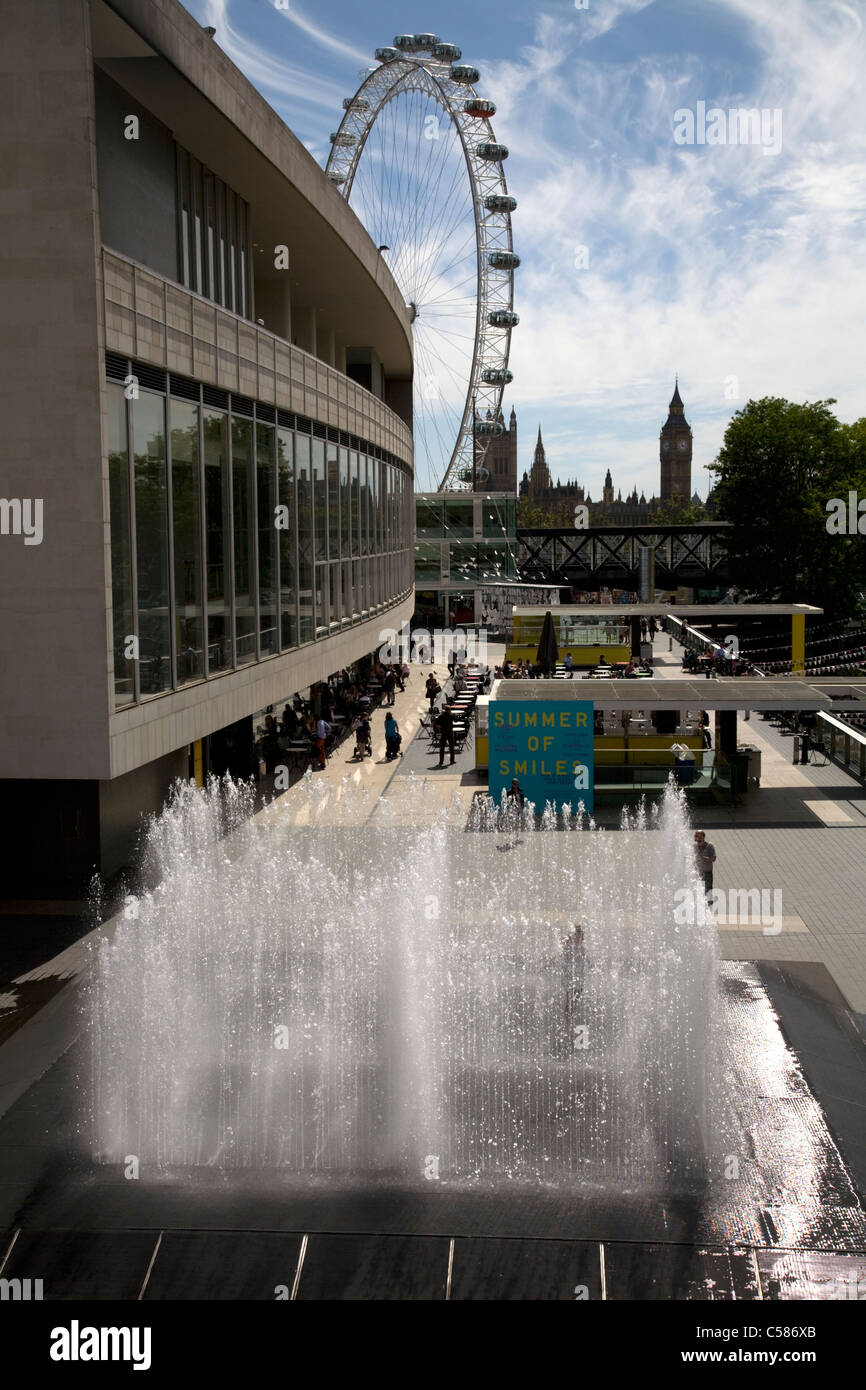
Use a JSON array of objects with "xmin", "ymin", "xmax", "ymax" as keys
[{"xmin": 709, "ymin": 397, "xmax": 866, "ymax": 616}]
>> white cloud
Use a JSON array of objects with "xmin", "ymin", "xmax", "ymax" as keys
[{"xmin": 478, "ymin": 3, "xmax": 866, "ymax": 495}]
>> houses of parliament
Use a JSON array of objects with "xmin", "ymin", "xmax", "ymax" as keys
[{"xmin": 481, "ymin": 382, "xmax": 704, "ymax": 521}]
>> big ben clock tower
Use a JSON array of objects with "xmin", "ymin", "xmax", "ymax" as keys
[{"xmin": 659, "ymin": 379, "xmax": 692, "ymax": 499}]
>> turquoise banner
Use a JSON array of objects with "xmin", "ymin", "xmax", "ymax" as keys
[{"xmin": 488, "ymin": 700, "xmax": 594, "ymax": 813}]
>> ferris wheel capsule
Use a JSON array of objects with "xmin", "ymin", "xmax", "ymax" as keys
[
  {"xmin": 413, "ymin": 33, "xmax": 440, "ymax": 49},
  {"xmin": 393, "ymin": 34, "xmax": 422, "ymax": 52},
  {"xmin": 488, "ymin": 309, "xmax": 520, "ymax": 327},
  {"xmin": 343, "ymin": 96, "xmax": 371, "ymax": 111},
  {"xmin": 327, "ymin": 172, "xmax": 347, "ymax": 186},
  {"xmin": 374, "ymin": 47, "xmax": 399, "ymax": 62},
  {"xmin": 464, "ymin": 98, "xmax": 496, "ymax": 118},
  {"xmin": 488, "ymin": 250, "xmax": 520, "ymax": 270},
  {"xmin": 329, "ymin": 132, "xmax": 357, "ymax": 147},
  {"xmin": 474, "ymin": 419, "xmax": 506, "ymax": 437},
  {"xmin": 484, "ymin": 194, "xmax": 518, "ymax": 213},
  {"xmin": 450, "ymin": 64, "xmax": 480, "ymax": 84},
  {"xmin": 481, "ymin": 368, "xmax": 514, "ymax": 385},
  {"xmin": 433, "ymin": 42, "xmax": 462, "ymax": 61},
  {"xmin": 476, "ymin": 142, "xmax": 509, "ymax": 162}
]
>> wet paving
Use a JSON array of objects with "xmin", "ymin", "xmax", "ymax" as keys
[{"xmin": 0, "ymin": 961, "xmax": 864, "ymax": 1299}]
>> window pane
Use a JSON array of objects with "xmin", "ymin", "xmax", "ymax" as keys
[
  {"xmin": 370, "ymin": 456, "xmax": 378, "ymax": 558},
  {"xmin": 203, "ymin": 408, "xmax": 231, "ymax": 672},
  {"xmin": 327, "ymin": 442, "xmax": 339, "ymax": 561},
  {"xmin": 191, "ymin": 156, "xmax": 203, "ymax": 296},
  {"xmin": 313, "ymin": 438, "xmax": 326, "ymax": 561},
  {"xmin": 359, "ymin": 453, "xmax": 369, "ymax": 557},
  {"xmin": 256, "ymin": 422, "xmax": 277, "ymax": 656},
  {"xmin": 342, "ymin": 559, "xmax": 352, "ymax": 622},
  {"xmin": 216, "ymin": 180, "xmax": 227, "ymax": 308},
  {"xmin": 107, "ymin": 383, "xmax": 135, "ymax": 706},
  {"xmin": 231, "ymin": 416, "xmax": 255, "ymax": 664},
  {"xmin": 204, "ymin": 171, "xmax": 216, "ymax": 301},
  {"xmin": 227, "ymin": 191, "xmax": 237, "ymax": 313},
  {"xmin": 296, "ymin": 433, "xmax": 313, "ymax": 642},
  {"xmin": 170, "ymin": 398, "xmax": 204, "ymax": 683},
  {"xmin": 315, "ymin": 562, "xmax": 329, "ymax": 636},
  {"xmin": 444, "ymin": 500, "xmax": 474, "ymax": 538},
  {"xmin": 178, "ymin": 149, "xmax": 191, "ymax": 290},
  {"xmin": 277, "ymin": 426, "xmax": 296, "ymax": 649},
  {"xmin": 418, "ymin": 497, "xmax": 436, "ymax": 540},
  {"xmin": 350, "ymin": 450, "xmax": 359, "ymax": 556},
  {"xmin": 237, "ymin": 199, "xmax": 248, "ymax": 319},
  {"xmin": 340, "ymin": 446, "xmax": 350, "ymax": 556},
  {"xmin": 132, "ymin": 391, "xmax": 171, "ymax": 693}
]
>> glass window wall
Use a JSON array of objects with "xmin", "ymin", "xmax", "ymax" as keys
[
  {"xmin": 133, "ymin": 391, "xmax": 171, "ymax": 694},
  {"xmin": 203, "ymin": 408, "xmax": 231, "ymax": 673},
  {"xmin": 231, "ymin": 416, "xmax": 256, "ymax": 664},
  {"xmin": 296, "ymin": 433, "xmax": 314, "ymax": 642},
  {"xmin": 277, "ymin": 426, "xmax": 297, "ymax": 649},
  {"xmin": 108, "ymin": 368, "xmax": 411, "ymax": 703},
  {"xmin": 170, "ymin": 398, "xmax": 204, "ymax": 683},
  {"xmin": 107, "ymin": 383, "xmax": 135, "ymax": 707},
  {"xmin": 256, "ymin": 422, "xmax": 277, "ymax": 657}
]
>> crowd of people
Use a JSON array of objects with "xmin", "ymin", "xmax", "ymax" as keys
[{"xmin": 255, "ymin": 653, "xmax": 412, "ymax": 779}]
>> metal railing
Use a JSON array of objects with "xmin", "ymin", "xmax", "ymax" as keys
[{"xmin": 817, "ymin": 711, "xmax": 866, "ymax": 780}]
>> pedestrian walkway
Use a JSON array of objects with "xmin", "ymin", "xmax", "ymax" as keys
[{"xmin": 652, "ymin": 632, "xmax": 866, "ymax": 1016}]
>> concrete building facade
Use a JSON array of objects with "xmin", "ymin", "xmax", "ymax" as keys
[{"xmin": 0, "ymin": 0, "xmax": 415, "ymax": 887}]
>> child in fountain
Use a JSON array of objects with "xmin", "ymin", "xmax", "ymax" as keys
[{"xmin": 562, "ymin": 925, "xmax": 587, "ymax": 1045}]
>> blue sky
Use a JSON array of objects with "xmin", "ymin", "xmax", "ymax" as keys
[{"xmin": 186, "ymin": 0, "xmax": 866, "ymax": 499}]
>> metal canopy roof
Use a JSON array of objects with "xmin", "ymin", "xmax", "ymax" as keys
[{"xmin": 493, "ymin": 678, "xmax": 838, "ymax": 711}]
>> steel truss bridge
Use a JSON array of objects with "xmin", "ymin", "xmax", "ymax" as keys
[{"xmin": 515, "ymin": 523, "xmax": 733, "ymax": 590}]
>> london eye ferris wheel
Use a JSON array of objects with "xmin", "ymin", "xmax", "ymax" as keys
[{"xmin": 325, "ymin": 34, "xmax": 519, "ymax": 493}]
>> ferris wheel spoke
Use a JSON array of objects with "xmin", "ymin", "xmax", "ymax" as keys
[{"xmin": 326, "ymin": 42, "xmax": 517, "ymax": 490}]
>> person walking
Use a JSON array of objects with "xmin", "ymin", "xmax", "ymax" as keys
[
  {"xmin": 436, "ymin": 704, "xmax": 456, "ymax": 766},
  {"xmin": 694, "ymin": 830, "xmax": 716, "ymax": 896},
  {"xmin": 314, "ymin": 714, "xmax": 332, "ymax": 770},
  {"xmin": 383, "ymin": 668, "xmax": 396, "ymax": 706},
  {"xmin": 425, "ymin": 673, "xmax": 441, "ymax": 711},
  {"xmin": 352, "ymin": 713, "xmax": 372, "ymax": 759},
  {"xmin": 384, "ymin": 712, "xmax": 401, "ymax": 760},
  {"xmin": 701, "ymin": 710, "xmax": 712, "ymax": 749}
]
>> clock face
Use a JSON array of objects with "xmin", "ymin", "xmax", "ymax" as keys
[
  {"xmin": 662, "ymin": 441, "xmax": 670, "ymax": 452},
  {"xmin": 677, "ymin": 438, "xmax": 688, "ymax": 451}
]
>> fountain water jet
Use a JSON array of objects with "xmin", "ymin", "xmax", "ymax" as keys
[{"xmin": 89, "ymin": 776, "xmax": 719, "ymax": 1187}]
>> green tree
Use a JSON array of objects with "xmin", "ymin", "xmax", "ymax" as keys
[
  {"xmin": 651, "ymin": 495, "xmax": 708, "ymax": 525},
  {"xmin": 709, "ymin": 397, "xmax": 866, "ymax": 616},
  {"xmin": 517, "ymin": 497, "xmax": 564, "ymax": 528}
]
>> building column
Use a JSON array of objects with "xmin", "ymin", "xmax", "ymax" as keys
[
  {"xmin": 791, "ymin": 613, "xmax": 805, "ymax": 676},
  {"xmin": 293, "ymin": 304, "xmax": 316, "ymax": 356},
  {"xmin": 717, "ymin": 709, "xmax": 738, "ymax": 756}
]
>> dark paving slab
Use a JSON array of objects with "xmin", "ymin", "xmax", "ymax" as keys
[
  {"xmin": 450, "ymin": 1236, "xmax": 601, "ymax": 1301},
  {"xmin": 0, "ymin": 912, "xmax": 90, "ymax": 985},
  {"xmin": 757, "ymin": 962, "xmax": 866, "ymax": 1199},
  {"xmin": 295, "ymin": 1233, "xmax": 450, "ymax": 1300},
  {"xmin": 0, "ymin": 1229, "xmax": 157, "ymax": 1300},
  {"xmin": 602, "ymin": 1242, "xmax": 758, "ymax": 1300},
  {"xmin": 143, "ymin": 1231, "xmax": 303, "ymax": 1300}
]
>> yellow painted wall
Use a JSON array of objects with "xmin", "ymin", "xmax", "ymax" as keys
[{"xmin": 477, "ymin": 731, "xmax": 702, "ymax": 771}]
